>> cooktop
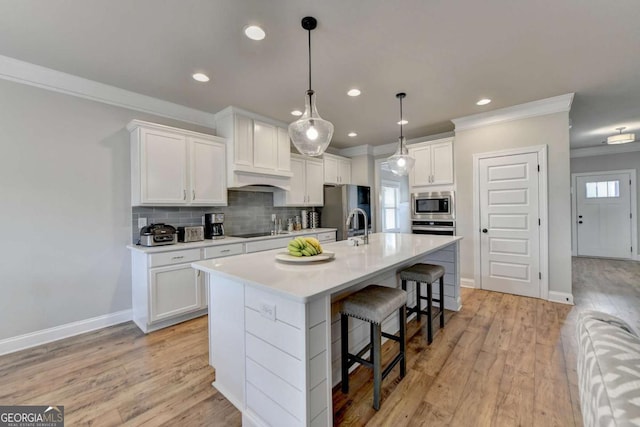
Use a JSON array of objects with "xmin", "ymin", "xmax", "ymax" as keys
[{"xmin": 233, "ymin": 232, "xmax": 273, "ymax": 238}]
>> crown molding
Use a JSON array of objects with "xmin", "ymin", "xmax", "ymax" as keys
[
  {"xmin": 570, "ymin": 142, "xmax": 640, "ymax": 158},
  {"xmin": 0, "ymin": 54, "xmax": 217, "ymax": 128},
  {"xmin": 452, "ymin": 93, "xmax": 574, "ymax": 132},
  {"xmin": 338, "ymin": 144, "xmax": 374, "ymax": 157}
]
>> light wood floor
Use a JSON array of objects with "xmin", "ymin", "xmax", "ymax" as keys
[{"xmin": 1, "ymin": 257, "xmax": 639, "ymax": 426}]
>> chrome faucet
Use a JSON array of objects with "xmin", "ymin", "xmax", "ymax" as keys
[{"xmin": 346, "ymin": 208, "xmax": 369, "ymax": 244}]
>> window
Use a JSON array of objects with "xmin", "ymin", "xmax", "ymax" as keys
[
  {"xmin": 586, "ymin": 180, "xmax": 620, "ymax": 198},
  {"xmin": 381, "ymin": 184, "xmax": 399, "ymax": 231}
]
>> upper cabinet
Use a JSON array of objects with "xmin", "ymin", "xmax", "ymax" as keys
[
  {"xmin": 215, "ymin": 107, "xmax": 292, "ymax": 190},
  {"xmin": 408, "ymin": 137, "xmax": 454, "ymax": 189},
  {"xmin": 273, "ymin": 154, "xmax": 324, "ymax": 207},
  {"xmin": 323, "ymin": 153, "xmax": 352, "ymax": 185},
  {"xmin": 128, "ymin": 120, "xmax": 227, "ymax": 207}
]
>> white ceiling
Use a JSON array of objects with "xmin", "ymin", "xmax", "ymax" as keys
[{"xmin": 1, "ymin": 0, "xmax": 639, "ymax": 149}]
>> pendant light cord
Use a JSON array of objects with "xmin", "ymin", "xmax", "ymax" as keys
[{"xmin": 307, "ymin": 27, "xmax": 314, "ymax": 115}]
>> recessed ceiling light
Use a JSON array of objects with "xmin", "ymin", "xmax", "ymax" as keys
[
  {"xmin": 347, "ymin": 89, "xmax": 361, "ymax": 97},
  {"xmin": 244, "ymin": 25, "xmax": 266, "ymax": 41},
  {"xmin": 291, "ymin": 110, "xmax": 303, "ymax": 116},
  {"xmin": 348, "ymin": 132, "xmax": 357, "ymax": 137},
  {"xmin": 397, "ymin": 120, "xmax": 408, "ymax": 125},
  {"xmin": 476, "ymin": 98, "xmax": 491, "ymax": 106},
  {"xmin": 192, "ymin": 73, "xmax": 210, "ymax": 82}
]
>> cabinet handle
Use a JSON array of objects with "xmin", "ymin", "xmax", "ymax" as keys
[
  {"xmin": 171, "ymin": 256, "xmax": 184, "ymax": 260},
  {"xmin": 197, "ymin": 270, "xmax": 201, "ymax": 277},
  {"xmin": 192, "ymin": 190, "xmax": 195, "ymax": 200},
  {"xmin": 183, "ymin": 189, "xmax": 187, "ymax": 200},
  {"xmin": 221, "ymin": 249, "xmax": 230, "ymax": 253}
]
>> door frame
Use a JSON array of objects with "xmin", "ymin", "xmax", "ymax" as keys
[
  {"xmin": 570, "ymin": 169, "xmax": 637, "ymax": 260},
  {"xmin": 473, "ymin": 145, "xmax": 549, "ymax": 300}
]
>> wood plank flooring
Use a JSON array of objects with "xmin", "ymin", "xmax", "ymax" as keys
[{"xmin": 1, "ymin": 256, "xmax": 638, "ymax": 426}]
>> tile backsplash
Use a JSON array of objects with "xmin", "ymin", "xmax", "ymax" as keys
[{"xmin": 131, "ymin": 190, "xmax": 314, "ymax": 243}]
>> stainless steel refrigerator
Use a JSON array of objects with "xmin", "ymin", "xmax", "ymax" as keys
[{"xmin": 321, "ymin": 185, "xmax": 372, "ymax": 241}]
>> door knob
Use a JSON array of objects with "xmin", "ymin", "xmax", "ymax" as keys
[
  {"xmin": 578, "ymin": 221, "xmax": 583, "ymax": 224},
  {"xmin": 482, "ymin": 228, "xmax": 488, "ymax": 233},
  {"xmin": 578, "ymin": 215, "xmax": 583, "ymax": 218}
]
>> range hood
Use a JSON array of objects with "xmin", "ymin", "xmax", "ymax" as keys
[{"xmin": 227, "ymin": 166, "xmax": 293, "ymax": 191}]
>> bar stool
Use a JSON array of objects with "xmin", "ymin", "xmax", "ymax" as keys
[
  {"xmin": 400, "ymin": 263, "xmax": 445, "ymax": 344},
  {"xmin": 340, "ymin": 285, "xmax": 407, "ymax": 410}
]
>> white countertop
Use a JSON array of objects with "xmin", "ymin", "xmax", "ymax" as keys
[
  {"xmin": 126, "ymin": 228, "xmax": 337, "ymax": 253},
  {"xmin": 192, "ymin": 233, "xmax": 462, "ymax": 302}
]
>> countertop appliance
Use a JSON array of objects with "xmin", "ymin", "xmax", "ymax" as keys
[
  {"xmin": 177, "ymin": 225, "xmax": 204, "ymax": 242},
  {"xmin": 203, "ymin": 213, "xmax": 225, "ymax": 239},
  {"xmin": 139, "ymin": 223, "xmax": 177, "ymax": 246},
  {"xmin": 411, "ymin": 220, "xmax": 456, "ymax": 236},
  {"xmin": 411, "ymin": 191, "xmax": 455, "ymax": 220},
  {"xmin": 322, "ymin": 185, "xmax": 372, "ymax": 241}
]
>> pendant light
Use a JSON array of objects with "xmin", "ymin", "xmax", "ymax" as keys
[
  {"xmin": 288, "ymin": 16, "xmax": 334, "ymax": 157},
  {"xmin": 387, "ymin": 93, "xmax": 415, "ymax": 176}
]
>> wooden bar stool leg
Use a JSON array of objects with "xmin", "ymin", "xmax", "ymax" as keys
[
  {"xmin": 427, "ymin": 281, "xmax": 433, "ymax": 344},
  {"xmin": 399, "ymin": 306, "xmax": 406, "ymax": 378},
  {"xmin": 439, "ymin": 276, "xmax": 445, "ymax": 328},
  {"xmin": 341, "ymin": 314, "xmax": 349, "ymax": 393},
  {"xmin": 416, "ymin": 280, "xmax": 422, "ymax": 321},
  {"xmin": 372, "ymin": 322, "xmax": 382, "ymax": 410}
]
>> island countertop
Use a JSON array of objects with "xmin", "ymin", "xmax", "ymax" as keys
[{"xmin": 192, "ymin": 232, "xmax": 462, "ymax": 302}]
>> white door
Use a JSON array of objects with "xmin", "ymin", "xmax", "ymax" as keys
[
  {"xmin": 576, "ymin": 173, "xmax": 632, "ymax": 258},
  {"xmin": 149, "ymin": 264, "xmax": 203, "ymax": 323},
  {"xmin": 479, "ymin": 152, "xmax": 541, "ymax": 298},
  {"xmin": 253, "ymin": 120, "xmax": 277, "ymax": 170},
  {"xmin": 190, "ymin": 138, "xmax": 226, "ymax": 205},
  {"xmin": 409, "ymin": 145, "xmax": 432, "ymax": 187},
  {"xmin": 338, "ymin": 159, "xmax": 352, "ymax": 184},
  {"xmin": 305, "ymin": 159, "xmax": 324, "ymax": 206},
  {"xmin": 431, "ymin": 140, "xmax": 454, "ymax": 185},
  {"xmin": 288, "ymin": 157, "xmax": 306, "ymax": 206},
  {"xmin": 276, "ymin": 127, "xmax": 291, "ymax": 172},
  {"xmin": 141, "ymin": 128, "xmax": 187, "ymax": 204}
]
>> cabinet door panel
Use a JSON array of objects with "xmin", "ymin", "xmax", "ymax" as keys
[
  {"xmin": 234, "ymin": 115, "xmax": 253, "ymax": 166},
  {"xmin": 141, "ymin": 129, "xmax": 187, "ymax": 203},
  {"xmin": 277, "ymin": 127, "xmax": 291, "ymax": 172},
  {"xmin": 409, "ymin": 146, "xmax": 432, "ymax": 187},
  {"xmin": 288, "ymin": 157, "xmax": 306, "ymax": 206},
  {"xmin": 253, "ymin": 121, "xmax": 277, "ymax": 170},
  {"xmin": 323, "ymin": 156, "xmax": 338, "ymax": 184},
  {"xmin": 339, "ymin": 159, "xmax": 351, "ymax": 185},
  {"xmin": 190, "ymin": 138, "xmax": 226, "ymax": 205},
  {"xmin": 431, "ymin": 141, "xmax": 454, "ymax": 185},
  {"xmin": 150, "ymin": 264, "xmax": 202, "ymax": 322},
  {"xmin": 306, "ymin": 160, "xmax": 324, "ymax": 206}
]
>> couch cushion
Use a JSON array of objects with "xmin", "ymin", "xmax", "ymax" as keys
[{"xmin": 577, "ymin": 310, "xmax": 640, "ymax": 427}]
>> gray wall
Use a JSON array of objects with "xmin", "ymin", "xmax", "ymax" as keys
[
  {"xmin": 571, "ymin": 151, "xmax": 640, "ymax": 255},
  {"xmin": 454, "ymin": 112, "xmax": 572, "ymax": 295}
]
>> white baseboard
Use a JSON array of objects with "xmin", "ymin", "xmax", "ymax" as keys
[
  {"xmin": 0, "ymin": 309, "xmax": 132, "ymax": 356},
  {"xmin": 548, "ymin": 291, "xmax": 574, "ymax": 305},
  {"xmin": 460, "ymin": 277, "xmax": 477, "ymax": 289}
]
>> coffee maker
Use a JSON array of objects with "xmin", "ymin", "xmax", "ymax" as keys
[{"xmin": 203, "ymin": 213, "xmax": 225, "ymax": 239}]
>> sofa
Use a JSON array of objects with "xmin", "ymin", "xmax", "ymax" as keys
[{"xmin": 577, "ymin": 310, "xmax": 640, "ymax": 426}]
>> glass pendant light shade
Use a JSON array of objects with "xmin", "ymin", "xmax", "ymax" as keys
[
  {"xmin": 387, "ymin": 92, "xmax": 415, "ymax": 176},
  {"xmin": 289, "ymin": 16, "xmax": 333, "ymax": 157},
  {"xmin": 289, "ymin": 90, "xmax": 334, "ymax": 156},
  {"xmin": 388, "ymin": 136, "xmax": 415, "ymax": 176}
]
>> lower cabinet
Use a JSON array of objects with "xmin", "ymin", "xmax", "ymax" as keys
[{"xmin": 149, "ymin": 264, "xmax": 204, "ymax": 323}]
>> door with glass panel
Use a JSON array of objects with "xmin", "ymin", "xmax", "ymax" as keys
[{"xmin": 576, "ymin": 172, "xmax": 632, "ymax": 258}]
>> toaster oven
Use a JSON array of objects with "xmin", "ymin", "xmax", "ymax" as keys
[
  {"xmin": 177, "ymin": 226, "xmax": 205, "ymax": 242},
  {"xmin": 139, "ymin": 223, "xmax": 177, "ymax": 246}
]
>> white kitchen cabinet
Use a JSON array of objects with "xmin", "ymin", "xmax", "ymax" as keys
[
  {"xmin": 323, "ymin": 153, "xmax": 352, "ymax": 185},
  {"xmin": 408, "ymin": 137, "xmax": 454, "ymax": 189},
  {"xmin": 215, "ymin": 107, "xmax": 292, "ymax": 189},
  {"xmin": 149, "ymin": 263, "xmax": 204, "ymax": 323},
  {"xmin": 128, "ymin": 120, "xmax": 227, "ymax": 206},
  {"xmin": 273, "ymin": 154, "xmax": 324, "ymax": 207}
]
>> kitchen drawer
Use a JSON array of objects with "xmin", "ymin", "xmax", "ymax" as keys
[
  {"xmin": 148, "ymin": 248, "xmax": 201, "ymax": 268},
  {"xmin": 203, "ymin": 243, "xmax": 244, "ymax": 259},
  {"xmin": 245, "ymin": 237, "xmax": 290, "ymax": 253},
  {"xmin": 316, "ymin": 231, "xmax": 336, "ymax": 243}
]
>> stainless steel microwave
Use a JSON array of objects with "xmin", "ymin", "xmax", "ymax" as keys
[{"xmin": 411, "ymin": 191, "xmax": 455, "ymax": 220}]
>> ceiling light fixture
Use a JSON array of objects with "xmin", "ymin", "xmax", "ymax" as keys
[
  {"xmin": 397, "ymin": 120, "xmax": 408, "ymax": 125},
  {"xmin": 607, "ymin": 127, "xmax": 636, "ymax": 145},
  {"xmin": 387, "ymin": 93, "xmax": 415, "ymax": 176},
  {"xmin": 291, "ymin": 110, "xmax": 303, "ymax": 116},
  {"xmin": 288, "ymin": 16, "xmax": 334, "ymax": 157},
  {"xmin": 192, "ymin": 73, "xmax": 210, "ymax": 82},
  {"xmin": 348, "ymin": 132, "xmax": 357, "ymax": 137},
  {"xmin": 476, "ymin": 98, "xmax": 491, "ymax": 106},
  {"xmin": 244, "ymin": 25, "xmax": 266, "ymax": 41},
  {"xmin": 347, "ymin": 89, "xmax": 361, "ymax": 97}
]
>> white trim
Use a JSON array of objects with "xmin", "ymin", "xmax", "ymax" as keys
[
  {"xmin": 453, "ymin": 93, "xmax": 574, "ymax": 132},
  {"xmin": 548, "ymin": 291, "xmax": 574, "ymax": 305},
  {"xmin": 460, "ymin": 277, "xmax": 477, "ymax": 289},
  {"xmin": 571, "ymin": 143, "xmax": 640, "ymax": 158},
  {"xmin": 338, "ymin": 144, "xmax": 374, "ymax": 157},
  {"xmin": 472, "ymin": 145, "xmax": 549, "ymax": 300},
  {"xmin": 0, "ymin": 310, "xmax": 132, "ymax": 356},
  {"xmin": 570, "ymin": 169, "xmax": 637, "ymax": 259},
  {"xmin": 0, "ymin": 54, "xmax": 217, "ymax": 128}
]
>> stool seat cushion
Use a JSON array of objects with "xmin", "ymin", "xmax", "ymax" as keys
[
  {"xmin": 340, "ymin": 285, "xmax": 407, "ymax": 325},
  {"xmin": 400, "ymin": 263, "xmax": 445, "ymax": 283}
]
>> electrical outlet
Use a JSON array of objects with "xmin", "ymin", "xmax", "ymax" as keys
[
  {"xmin": 271, "ymin": 213, "xmax": 276, "ymax": 222},
  {"xmin": 259, "ymin": 302, "xmax": 276, "ymax": 321},
  {"xmin": 138, "ymin": 217, "xmax": 148, "ymax": 229}
]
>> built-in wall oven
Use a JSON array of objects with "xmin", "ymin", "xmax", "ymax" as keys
[{"xmin": 411, "ymin": 191, "xmax": 455, "ymax": 236}]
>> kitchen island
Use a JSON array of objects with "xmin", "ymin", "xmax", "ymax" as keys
[{"xmin": 192, "ymin": 233, "xmax": 462, "ymax": 427}]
